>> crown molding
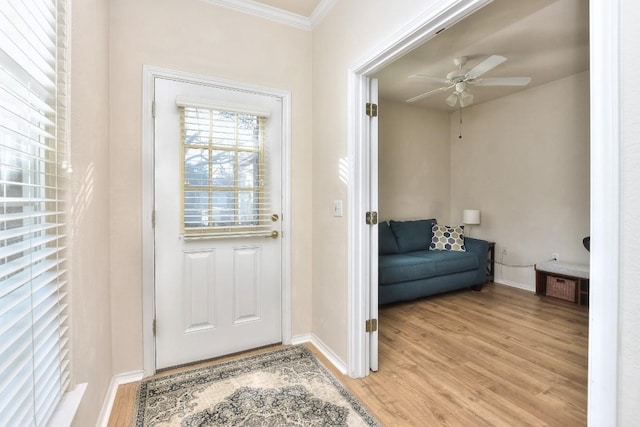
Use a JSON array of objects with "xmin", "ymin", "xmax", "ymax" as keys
[
  {"xmin": 202, "ymin": 0, "xmax": 336, "ymax": 31},
  {"xmin": 309, "ymin": 0, "xmax": 337, "ymax": 27},
  {"xmin": 203, "ymin": 0, "xmax": 311, "ymax": 30}
]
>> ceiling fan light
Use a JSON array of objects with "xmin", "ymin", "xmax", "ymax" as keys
[
  {"xmin": 459, "ymin": 90, "xmax": 474, "ymax": 107},
  {"xmin": 445, "ymin": 93, "xmax": 459, "ymax": 107}
]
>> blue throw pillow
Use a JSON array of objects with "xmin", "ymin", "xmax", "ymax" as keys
[
  {"xmin": 389, "ymin": 219, "xmax": 437, "ymax": 253},
  {"xmin": 378, "ymin": 222, "xmax": 399, "ymax": 255}
]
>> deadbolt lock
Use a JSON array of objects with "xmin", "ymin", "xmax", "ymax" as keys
[{"xmin": 271, "ymin": 214, "xmax": 279, "ymax": 222}]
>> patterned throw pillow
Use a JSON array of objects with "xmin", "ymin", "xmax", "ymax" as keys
[{"xmin": 429, "ymin": 224, "xmax": 466, "ymax": 251}]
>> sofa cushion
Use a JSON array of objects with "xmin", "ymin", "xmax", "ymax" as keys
[
  {"xmin": 405, "ymin": 250, "xmax": 478, "ymax": 276},
  {"xmin": 379, "ymin": 254, "xmax": 437, "ymax": 284},
  {"xmin": 429, "ymin": 224, "xmax": 466, "ymax": 251},
  {"xmin": 378, "ymin": 221, "xmax": 399, "ymax": 255},
  {"xmin": 389, "ymin": 219, "xmax": 436, "ymax": 253},
  {"xmin": 379, "ymin": 250, "xmax": 478, "ymax": 285}
]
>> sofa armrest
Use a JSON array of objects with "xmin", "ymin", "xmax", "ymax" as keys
[{"xmin": 464, "ymin": 237, "xmax": 489, "ymax": 285}]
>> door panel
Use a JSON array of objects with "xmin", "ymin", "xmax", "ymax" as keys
[
  {"xmin": 183, "ymin": 249, "xmax": 216, "ymax": 333},
  {"xmin": 233, "ymin": 246, "xmax": 261, "ymax": 324},
  {"xmin": 154, "ymin": 78, "xmax": 282, "ymax": 369}
]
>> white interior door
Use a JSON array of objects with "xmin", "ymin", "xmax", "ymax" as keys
[
  {"xmin": 154, "ymin": 77, "xmax": 283, "ymax": 369},
  {"xmin": 369, "ymin": 78, "xmax": 379, "ymax": 372}
]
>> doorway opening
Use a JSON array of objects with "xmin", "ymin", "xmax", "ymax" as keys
[{"xmin": 347, "ymin": 0, "xmax": 620, "ymax": 424}]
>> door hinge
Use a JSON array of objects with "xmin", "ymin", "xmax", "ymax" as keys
[
  {"xmin": 366, "ymin": 102, "xmax": 378, "ymax": 117},
  {"xmin": 152, "ymin": 100, "xmax": 156, "ymax": 118},
  {"xmin": 365, "ymin": 318, "xmax": 378, "ymax": 333},
  {"xmin": 365, "ymin": 211, "xmax": 378, "ymax": 225},
  {"xmin": 152, "ymin": 318, "xmax": 157, "ymax": 336},
  {"xmin": 151, "ymin": 210, "xmax": 156, "ymax": 228}
]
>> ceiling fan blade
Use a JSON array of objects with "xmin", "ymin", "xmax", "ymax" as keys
[
  {"xmin": 408, "ymin": 74, "xmax": 450, "ymax": 85},
  {"xmin": 466, "ymin": 55, "xmax": 507, "ymax": 79},
  {"xmin": 474, "ymin": 77, "xmax": 532, "ymax": 86},
  {"xmin": 406, "ymin": 85, "xmax": 453, "ymax": 103}
]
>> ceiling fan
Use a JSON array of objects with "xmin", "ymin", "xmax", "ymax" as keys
[{"xmin": 406, "ymin": 55, "xmax": 531, "ymax": 107}]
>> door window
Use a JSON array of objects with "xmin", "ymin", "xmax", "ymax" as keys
[{"xmin": 180, "ymin": 107, "xmax": 269, "ymax": 237}]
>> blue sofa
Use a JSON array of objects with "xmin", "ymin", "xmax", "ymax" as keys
[{"xmin": 378, "ymin": 219, "xmax": 488, "ymax": 305}]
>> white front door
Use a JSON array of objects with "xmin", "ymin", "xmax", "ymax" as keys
[{"xmin": 154, "ymin": 77, "xmax": 283, "ymax": 369}]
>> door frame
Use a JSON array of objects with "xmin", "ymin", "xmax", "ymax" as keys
[
  {"xmin": 141, "ymin": 65, "xmax": 292, "ymax": 376},
  {"xmin": 347, "ymin": 0, "xmax": 620, "ymax": 424}
]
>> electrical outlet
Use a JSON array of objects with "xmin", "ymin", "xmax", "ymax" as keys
[{"xmin": 552, "ymin": 252, "xmax": 559, "ymax": 261}]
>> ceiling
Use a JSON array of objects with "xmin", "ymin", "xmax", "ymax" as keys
[
  {"xmin": 253, "ymin": 0, "xmax": 323, "ymax": 17},
  {"xmin": 374, "ymin": 0, "xmax": 590, "ymax": 111}
]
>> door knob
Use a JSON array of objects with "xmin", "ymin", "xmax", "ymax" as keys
[{"xmin": 266, "ymin": 230, "xmax": 279, "ymax": 239}]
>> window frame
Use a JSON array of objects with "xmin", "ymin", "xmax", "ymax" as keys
[{"xmin": 179, "ymin": 105, "xmax": 270, "ymax": 238}]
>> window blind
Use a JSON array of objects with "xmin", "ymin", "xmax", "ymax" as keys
[
  {"xmin": 179, "ymin": 105, "xmax": 272, "ymax": 238},
  {"xmin": 0, "ymin": 0, "xmax": 71, "ymax": 425}
]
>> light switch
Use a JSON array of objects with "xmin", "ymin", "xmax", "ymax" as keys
[{"xmin": 333, "ymin": 200, "xmax": 343, "ymax": 217}]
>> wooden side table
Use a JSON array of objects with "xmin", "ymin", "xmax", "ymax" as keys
[{"xmin": 535, "ymin": 261, "xmax": 589, "ymax": 306}]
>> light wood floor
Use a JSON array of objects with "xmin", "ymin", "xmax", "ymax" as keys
[{"xmin": 108, "ymin": 283, "xmax": 588, "ymax": 426}]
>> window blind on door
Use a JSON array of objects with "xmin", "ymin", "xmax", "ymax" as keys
[
  {"xmin": 0, "ymin": 0, "xmax": 71, "ymax": 425},
  {"xmin": 178, "ymin": 104, "xmax": 272, "ymax": 238}
]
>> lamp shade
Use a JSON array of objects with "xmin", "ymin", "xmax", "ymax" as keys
[{"xmin": 463, "ymin": 209, "xmax": 480, "ymax": 225}]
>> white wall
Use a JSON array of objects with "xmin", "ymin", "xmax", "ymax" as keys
[
  {"xmin": 619, "ymin": 0, "xmax": 640, "ymax": 422},
  {"xmin": 378, "ymin": 101, "xmax": 451, "ymax": 222},
  {"xmin": 109, "ymin": 0, "xmax": 313, "ymax": 374},
  {"xmin": 450, "ymin": 72, "xmax": 590, "ymax": 290},
  {"xmin": 70, "ymin": 0, "xmax": 113, "ymax": 424}
]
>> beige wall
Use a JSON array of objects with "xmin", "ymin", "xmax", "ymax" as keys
[
  {"xmin": 450, "ymin": 72, "xmax": 590, "ymax": 290},
  {"xmin": 70, "ymin": 0, "xmax": 113, "ymax": 424},
  {"xmin": 620, "ymin": 0, "xmax": 640, "ymax": 422},
  {"xmin": 312, "ymin": 0, "xmax": 449, "ymax": 362},
  {"xmin": 378, "ymin": 73, "xmax": 590, "ymax": 292},
  {"xmin": 378, "ymin": 101, "xmax": 451, "ymax": 222},
  {"xmin": 109, "ymin": 0, "xmax": 313, "ymax": 373}
]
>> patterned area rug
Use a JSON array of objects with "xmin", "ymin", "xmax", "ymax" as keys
[{"xmin": 134, "ymin": 345, "xmax": 380, "ymax": 426}]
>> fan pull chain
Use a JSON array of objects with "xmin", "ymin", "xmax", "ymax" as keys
[{"xmin": 458, "ymin": 107, "xmax": 463, "ymax": 139}]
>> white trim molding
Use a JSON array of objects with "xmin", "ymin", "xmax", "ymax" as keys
[
  {"xmin": 48, "ymin": 383, "xmax": 87, "ymax": 427},
  {"xmin": 346, "ymin": 0, "xmax": 494, "ymax": 379},
  {"xmin": 202, "ymin": 0, "xmax": 310, "ymax": 30},
  {"xmin": 291, "ymin": 334, "xmax": 348, "ymax": 375},
  {"xmin": 97, "ymin": 371, "xmax": 144, "ymax": 427},
  {"xmin": 588, "ymin": 0, "xmax": 621, "ymax": 424},
  {"xmin": 309, "ymin": 0, "xmax": 337, "ymax": 28},
  {"xmin": 200, "ymin": 0, "xmax": 336, "ymax": 31},
  {"xmin": 141, "ymin": 65, "xmax": 293, "ymax": 376},
  {"xmin": 493, "ymin": 279, "xmax": 534, "ymax": 293}
]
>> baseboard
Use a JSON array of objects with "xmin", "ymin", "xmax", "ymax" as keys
[
  {"xmin": 494, "ymin": 278, "xmax": 535, "ymax": 292},
  {"xmin": 96, "ymin": 370, "xmax": 144, "ymax": 427},
  {"xmin": 290, "ymin": 333, "xmax": 313, "ymax": 346},
  {"xmin": 290, "ymin": 333, "xmax": 348, "ymax": 375}
]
